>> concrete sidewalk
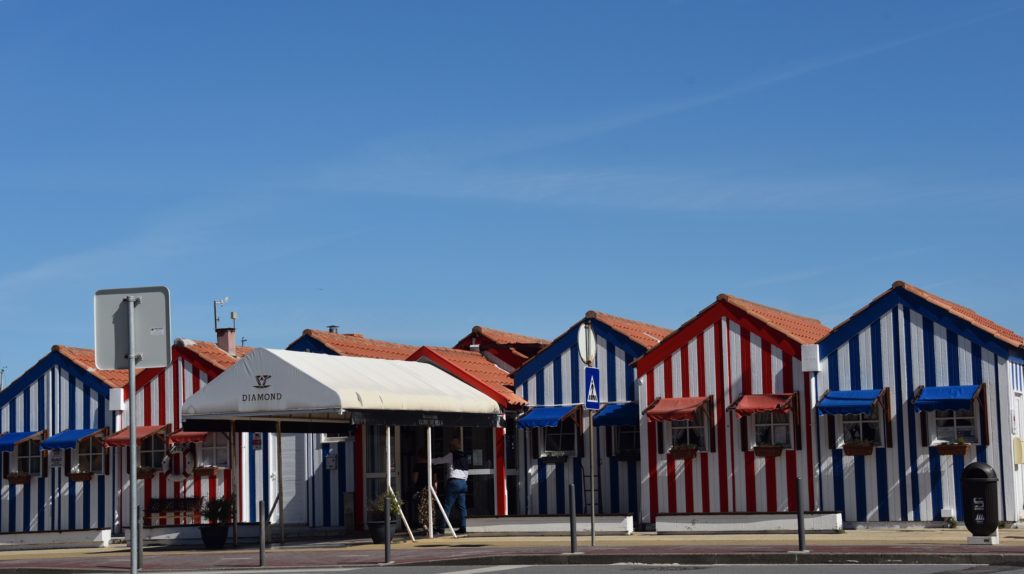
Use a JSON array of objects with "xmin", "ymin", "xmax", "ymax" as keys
[{"xmin": 0, "ymin": 529, "xmax": 1021, "ymax": 571}]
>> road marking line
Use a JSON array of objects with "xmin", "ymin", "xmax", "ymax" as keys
[{"xmin": 440, "ymin": 566, "xmax": 528, "ymax": 574}]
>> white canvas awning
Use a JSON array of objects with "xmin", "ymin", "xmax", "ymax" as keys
[{"xmin": 181, "ymin": 348, "xmax": 502, "ymax": 429}]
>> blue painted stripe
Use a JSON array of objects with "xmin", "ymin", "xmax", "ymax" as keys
[
  {"xmin": 903, "ymin": 308, "xmax": 921, "ymax": 521},
  {"xmin": 262, "ymin": 433, "xmax": 269, "ymax": 522},
  {"xmin": 554, "ymin": 462, "xmax": 565, "ymax": 514},
  {"xmin": 971, "ymin": 343, "xmax": 987, "ymax": 464},
  {"xmin": 609, "ymin": 456, "xmax": 620, "ymax": 513},
  {"xmin": 538, "ymin": 461, "xmax": 547, "ymax": 514},
  {"xmin": 553, "ymin": 353, "xmax": 563, "ymax": 406},
  {"xmin": 922, "ymin": 318, "xmax": 943, "ymax": 521},
  {"xmin": 827, "ymin": 353, "xmax": 845, "ymax": 515},
  {"xmin": 573, "ymin": 459, "xmax": 584, "ymax": 513},
  {"xmin": 322, "ymin": 444, "xmax": 331, "ymax": 527},
  {"xmin": 953, "ymin": 454, "xmax": 965, "ymax": 519},
  {"xmin": 850, "ymin": 335, "xmax": 862, "ymax": 391},
  {"xmin": 870, "ymin": 321, "xmax": 889, "ymax": 521},
  {"xmin": 627, "ymin": 460, "xmax": 637, "ymax": 513},
  {"xmin": 570, "ymin": 351, "xmax": 580, "ymax": 404},
  {"xmin": 248, "ymin": 433, "xmax": 257, "ymax": 522},
  {"xmin": 69, "ymin": 379, "xmax": 77, "ymax": 530},
  {"xmin": 97, "ymin": 400, "xmax": 106, "ymax": 529},
  {"xmin": 848, "ymin": 335, "xmax": 867, "ymax": 521},
  {"xmin": 948, "ymin": 335, "xmax": 961, "ymax": 387},
  {"xmin": 606, "ymin": 345, "xmax": 617, "ymax": 403},
  {"xmin": 338, "ymin": 442, "xmax": 347, "ymax": 527},
  {"xmin": 626, "ymin": 358, "xmax": 636, "ymax": 402},
  {"xmin": 994, "ymin": 356, "xmax": 1008, "ymax": 520}
]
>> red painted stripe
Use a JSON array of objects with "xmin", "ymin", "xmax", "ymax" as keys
[
  {"xmin": 495, "ymin": 427, "xmax": 507, "ymax": 516},
  {"xmin": 173, "ymin": 361, "xmax": 181, "ymax": 432},
  {"xmin": 680, "ymin": 346, "xmax": 694, "ymax": 513},
  {"xmin": 714, "ymin": 321, "xmax": 728, "ymax": 512},
  {"xmin": 193, "ymin": 368, "xmax": 202, "ymax": 507},
  {"xmin": 783, "ymin": 356, "xmax": 798, "ymax": 511},
  {"xmin": 646, "ymin": 369, "xmax": 659, "ymax": 521},
  {"xmin": 696, "ymin": 333, "xmax": 710, "ymax": 512},
  {"xmin": 741, "ymin": 328, "xmax": 756, "ymax": 512},
  {"xmin": 664, "ymin": 358, "xmax": 677, "ymax": 514},
  {"xmin": 723, "ymin": 320, "xmax": 734, "ymax": 511},
  {"xmin": 159, "ymin": 370, "xmax": 167, "ymax": 528},
  {"xmin": 762, "ymin": 343, "xmax": 777, "ymax": 512}
]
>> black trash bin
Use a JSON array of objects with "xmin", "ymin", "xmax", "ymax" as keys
[{"xmin": 962, "ymin": 462, "xmax": 999, "ymax": 536}]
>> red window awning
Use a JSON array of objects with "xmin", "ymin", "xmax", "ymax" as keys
[
  {"xmin": 730, "ymin": 393, "xmax": 795, "ymax": 418},
  {"xmin": 105, "ymin": 425, "xmax": 166, "ymax": 447},
  {"xmin": 167, "ymin": 431, "xmax": 208, "ymax": 445},
  {"xmin": 644, "ymin": 396, "xmax": 713, "ymax": 422}
]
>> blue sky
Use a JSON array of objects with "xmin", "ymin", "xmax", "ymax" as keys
[{"xmin": 1, "ymin": 1, "xmax": 1021, "ymax": 379}]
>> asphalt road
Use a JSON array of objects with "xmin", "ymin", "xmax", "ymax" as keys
[{"xmin": 158, "ymin": 565, "xmax": 1024, "ymax": 574}]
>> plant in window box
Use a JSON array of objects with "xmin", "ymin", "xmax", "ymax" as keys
[
  {"xmin": 667, "ymin": 443, "xmax": 700, "ymax": 461},
  {"xmin": 539, "ymin": 450, "xmax": 570, "ymax": 463},
  {"xmin": 935, "ymin": 438, "xmax": 970, "ymax": 456},
  {"xmin": 137, "ymin": 467, "xmax": 159, "ymax": 480},
  {"xmin": 199, "ymin": 495, "xmax": 235, "ymax": 549},
  {"xmin": 192, "ymin": 466, "xmax": 219, "ymax": 478},
  {"xmin": 841, "ymin": 439, "xmax": 876, "ymax": 457},
  {"xmin": 68, "ymin": 469, "xmax": 95, "ymax": 482},
  {"xmin": 366, "ymin": 491, "xmax": 402, "ymax": 544},
  {"xmin": 753, "ymin": 444, "xmax": 786, "ymax": 458},
  {"xmin": 4, "ymin": 471, "xmax": 33, "ymax": 485}
]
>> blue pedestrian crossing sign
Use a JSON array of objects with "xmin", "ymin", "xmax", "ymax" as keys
[{"xmin": 585, "ymin": 367, "xmax": 600, "ymax": 410}]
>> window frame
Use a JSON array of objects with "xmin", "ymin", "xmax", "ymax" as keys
[
  {"xmin": 14, "ymin": 438, "xmax": 43, "ymax": 476},
  {"xmin": 539, "ymin": 419, "xmax": 578, "ymax": 458},
  {"xmin": 752, "ymin": 411, "xmax": 793, "ymax": 449},
  {"xmin": 198, "ymin": 432, "xmax": 231, "ymax": 469},
  {"xmin": 838, "ymin": 408, "xmax": 884, "ymax": 447},
  {"xmin": 139, "ymin": 434, "xmax": 166, "ymax": 470},
  {"xmin": 931, "ymin": 406, "xmax": 980, "ymax": 446},
  {"xmin": 666, "ymin": 414, "xmax": 709, "ymax": 453},
  {"xmin": 73, "ymin": 436, "xmax": 107, "ymax": 475},
  {"xmin": 611, "ymin": 425, "xmax": 640, "ymax": 460}
]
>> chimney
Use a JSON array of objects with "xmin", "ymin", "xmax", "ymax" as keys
[
  {"xmin": 469, "ymin": 336, "xmax": 481, "ymax": 352},
  {"xmin": 327, "ymin": 325, "xmax": 339, "ymax": 334},
  {"xmin": 216, "ymin": 327, "xmax": 237, "ymax": 356}
]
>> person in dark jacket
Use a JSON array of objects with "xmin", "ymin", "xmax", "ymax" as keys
[{"xmin": 432, "ymin": 437, "xmax": 469, "ymax": 535}]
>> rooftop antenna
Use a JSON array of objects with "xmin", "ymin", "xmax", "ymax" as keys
[
  {"xmin": 230, "ymin": 311, "xmax": 238, "ymax": 329},
  {"xmin": 241, "ymin": 337, "xmax": 248, "ymax": 347},
  {"xmin": 213, "ymin": 296, "xmax": 229, "ymax": 330}
]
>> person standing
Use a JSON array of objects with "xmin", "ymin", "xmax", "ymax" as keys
[{"xmin": 432, "ymin": 437, "xmax": 469, "ymax": 535}]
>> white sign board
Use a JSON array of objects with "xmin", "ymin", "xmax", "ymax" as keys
[
  {"xmin": 577, "ymin": 322, "xmax": 597, "ymax": 365},
  {"xmin": 94, "ymin": 286, "xmax": 172, "ymax": 370}
]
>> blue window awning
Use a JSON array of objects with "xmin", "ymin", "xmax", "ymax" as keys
[
  {"xmin": 914, "ymin": 385, "xmax": 981, "ymax": 412},
  {"xmin": 518, "ymin": 405, "xmax": 579, "ymax": 429},
  {"xmin": 594, "ymin": 402, "xmax": 639, "ymax": 427},
  {"xmin": 40, "ymin": 428, "xmax": 104, "ymax": 451},
  {"xmin": 0, "ymin": 431, "xmax": 44, "ymax": 453},
  {"xmin": 817, "ymin": 389, "xmax": 884, "ymax": 416}
]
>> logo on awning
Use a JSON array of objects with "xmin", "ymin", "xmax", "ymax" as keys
[{"xmin": 254, "ymin": 375, "xmax": 272, "ymax": 389}]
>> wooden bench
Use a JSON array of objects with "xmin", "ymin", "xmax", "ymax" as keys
[{"xmin": 144, "ymin": 498, "xmax": 203, "ymax": 526}]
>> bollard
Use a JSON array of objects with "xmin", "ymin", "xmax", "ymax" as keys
[
  {"xmin": 259, "ymin": 501, "xmax": 266, "ymax": 567},
  {"xmin": 384, "ymin": 491, "xmax": 392, "ymax": 564},
  {"xmin": 569, "ymin": 482, "xmax": 578, "ymax": 554},
  {"xmin": 136, "ymin": 505, "xmax": 143, "ymax": 571},
  {"xmin": 796, "ymin": 476, "xmax": 807, "ymax": 552}
]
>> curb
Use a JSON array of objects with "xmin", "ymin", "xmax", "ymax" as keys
[{"xmin": 414, "ymin": 552, "xmax": 1024, "ymax": 567}]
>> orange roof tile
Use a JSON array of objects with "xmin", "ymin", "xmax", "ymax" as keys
[
  {"xmin": 301, "ymin": 329, "xmax": 420, "ymax": 360},
  {"xmin": 587, "ymin": 311, "xmax": 673, "ymax": 350},
  {"xmin": 415, "ymin": 347, "xmax": 526, "ymax": 408},
  {"xmin": 469, "ymin": 326, "xmax": 549, "ymax": 347},
  {"xmin": 177, "ymin": 339, "xmax": 254, "ymax": 372},
  {"xmin": 717, "ymin": 294, "xmax": 831, "ymax": 345},
  {"xmin": 52, "ymin": 346, "xmax": 135, "ymax": 389}
]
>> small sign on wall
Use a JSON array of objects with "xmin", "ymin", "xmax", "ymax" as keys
[
  {"xmin": 50, "ymin": 454, "xmax": 64, "ymax": 470},
  {"xmin": 252, "ymin": 434, "xmax": 263, "ymax": 451}
]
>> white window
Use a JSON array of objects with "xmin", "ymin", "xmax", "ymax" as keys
[
  {"xmin": 74, "ymin": 437, "xmax": 106, "ymax": 475},
  {"xmin": 668, "ymin": 416, "xmax": 708, "ymax": 452},
  {"xmin": 541, "ymin": 419, "xmax": 577, "ymax": 456},
  {"xmin": 139, "ymin": 435, "xmax": 165, "ymax": 469},
  {"xmin": 14, "ymin": 439, "xmax": 42, "ymax": 476},
  {"xmin": 933, "ymin": 409, "xmax": 978, "ymax": 445},
  {"xmin": 753, "ymin": 411, "xmax": 792, "ymax": 449},
  {"xmin": 841, "ymin": 410, "xmax": 883, "ymax": 447},
  {"xmin": 200, "ymin": 433, "xmax": 230, "ymax": 468},
  {"xmin": 321, "ymin": 432, "xmax": 348, "ymax": 444},
  {"xmin": 612, "ymin": 426, "xmax": 640, "ymax": 459}
]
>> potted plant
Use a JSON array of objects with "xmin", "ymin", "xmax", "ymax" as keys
[
  {"xmin": 667, "ymin": 443, "xmax": 699, "ymax": 461},
  {"xmin": 366, "ymin": 491, "xmax": 401, "ymax": 544},
  {"xmin": 753, "ymin": 444, "xmax": 785, "ymax": 458},
  {"xmin": 935, "ymin": 438, "xmax": 970, "ymax": 456},
  {"xmin": 5, "ymin": 472, "xmax": 32, "ymax": 485},
  {"xmin": 199, "ymin": 495, "xmax": 235, "ymax": 550},
  {"xmin": 842, "ymin": 439, "xmax": 876, "ymax": 457}
]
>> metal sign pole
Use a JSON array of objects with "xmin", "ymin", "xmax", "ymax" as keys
[
  {"xmin": 589, "ymin": 410, "xmax": 596, "ymax": 547},
  {"xmin": 426, "ymin": 426, "xmax": 434, "ymax": 539},
  {"xmin": 126, "ymin": 295, "xmax": 139, "ymax": 574},
  {"xmin": 384, "ymin": 425, "xmax": 392, "ymax": 563}
]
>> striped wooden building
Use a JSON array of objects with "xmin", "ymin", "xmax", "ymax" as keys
[
  {"xmin": 512, "ymin": 311, "xmax": 670, "ymax": 518},
  {"xmin": 633, "ymin": 295, "xmax": 830, "ymax": 525},
  {"xmin": 815, "ymin": 281, "xmax": 1024, "ymax": 524},
  {"xmin": 454, "ymin": 326, "xmax": 549, "ymax": 372},
  {"xmin": 0, "ymin": 346, "xmax": 122, "ymax": 534}
]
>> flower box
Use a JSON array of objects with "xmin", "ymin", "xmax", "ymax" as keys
[
  {"xmin": 137, "ymin": 467, "xmax": 159, "ymax": 480},
  {"xmin": 5, "ymin": 473, "xmax": 33, "ymax": 485},
  {"xmin": 935, "ymin": 443, "xmax": 970, "ymax": 456},
  {"xmin": 67, "ymin": 472, "xmax": 95, "ymax": 482},
  {"xmin": 192, "ymin": 466, "xmax": 218, "ymax": 478},
  {"xmin": 753, "ymin": 445, "xmax": 785, "ymax": 458},
  {"xmin": 842, "ymin": 443, "xmax": 875, "ymax": 457},
  {"xmin": 667, "ymin": 445, "xmax": 699, "ymax": 461}
]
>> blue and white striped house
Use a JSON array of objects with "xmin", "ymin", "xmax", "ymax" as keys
[
  {"xmin": 513, "ymin": 311, "xmax": 670, "ymax": 518},
  {"xmin": 0, "ymin": 346, "xmax": 121, "ymax": 534},
  {"xmin": 815, "ymin": 281, "xmax": 1024, "ymax": 524}
]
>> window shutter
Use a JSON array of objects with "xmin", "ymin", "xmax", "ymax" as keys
[
  {"xmin": 2, "ymin": 452, "xmax": 7, "ymax": 477},
  {"xmin": 656, "ymin": 423, "xmax": 665, "ymax": 454},
  {"xmin": 883, "ymin": 388, "xmax": 894, "ymax": 449},
  {"xmin": 707, "ymin": 419, "xmax": 717, "ymax": 453},
  {"xmin": 740, "ymin": 417, "xmax": 750, "ymax": 452},
  {"xmin": 827, "ymin": 416, "xmax": 837, "ymax": 449},
  {"xmin": 104, "ymin": 446, "xmax": 111, "ymax": 476},
  {"xmin": 920, "ymin": 412, "xmax": 931, "ymax": 448},
  {"xmin": 64, "ymin": 450, "xmax": 72, "ymax": 477},
  {"xmin": 978, "ymin": 383, "xmax": 991, "ymax": 446},
  {"xmin": 41, "ymin": 444, "xmax": 48, "ymax": 479},
  {"xmin": 531, "ymin": 429, "xmax": 540, "ymax": 459},
  {"xmin": 576, "ymin": 423, "xmax": 585, "ymax": 456},
  {"xmin": 792, "ymin": 393, "xmax": 802, "ymax": 450}
]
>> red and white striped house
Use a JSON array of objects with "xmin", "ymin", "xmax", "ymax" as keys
[{"xmin": 634, "ymin": 295, "xmax": 830, "ymax": 525}]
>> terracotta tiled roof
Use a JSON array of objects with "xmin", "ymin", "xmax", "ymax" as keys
[
  {"xmin": 301, "ymin": 329, "xmax": 419, "ymax": 360},
  {"xmin": 419, "ymin": 347, "xmax": 526, "ymax": 407},
  {"xmin": 470, "ymin": 326, "xmax": 549, "ymax": 347},
  {"xmin": 896, "ymin": 281, "xmax": 1024, "ymax": 347},
  {"xmin": 718, "ymin": 294, "xmax": 831, "ymax": 345},
  {"xmin": 52, "ymin": 345, "xmax": 134, "ymax": 389},
  {"xmin": 177, "ymin": 339, "xmax": 254, "ymax": 372},
  {"xmin": 587, "ymin": 311, "xmax": 673, "ymax": 350}
]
